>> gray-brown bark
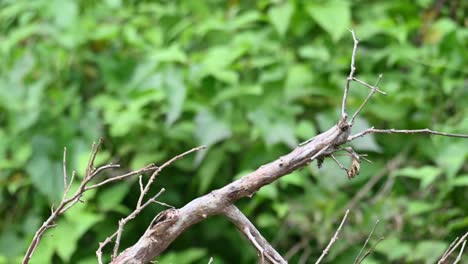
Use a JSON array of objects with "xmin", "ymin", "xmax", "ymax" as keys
[
  {"xmin": 112, "ymin": 119, "xmax": 351, "ymax": 263},
  {"xmin": 24, "ymin": 31, "xmax": 468, "ymax": 264}
]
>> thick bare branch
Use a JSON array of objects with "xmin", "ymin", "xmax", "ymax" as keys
[
  {"xmin": 26, "ymin": 30, "xmax": 468, "ymax": 264},
  {"xmin": 111, "ymin": 188, "xmax": 166, "ymax": 260},
  {"xmin": 111, "ymin": 119, "xmax": 353, "ymax": 264},
  {"xmin": 111, "ymin": 30, "xmax": 468, "ymax": 263},
  {"xmin": 223, "ymin": 204, "xmax": 287, "ymax": 264},
  {"xmin": 96, "ymin": 146, "xmax": 205, "ymax": 262}
]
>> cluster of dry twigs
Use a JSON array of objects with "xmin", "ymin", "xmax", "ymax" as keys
[
  {"xmin": 22, "ymin": 139, "xmax": 204, "ymax": 264},
  {"xmin": 23, "ymin": 31, "xmax": 467, "ymax": 264}
]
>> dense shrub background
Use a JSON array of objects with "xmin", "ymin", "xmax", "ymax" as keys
[{"xmin": 0, "ymin": 0, "xmax": 467, "ymax": 263}]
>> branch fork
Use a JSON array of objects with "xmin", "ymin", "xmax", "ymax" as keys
[{"xmin": 25, "ymin": 30, "xmax": 468, "ymax": 264}]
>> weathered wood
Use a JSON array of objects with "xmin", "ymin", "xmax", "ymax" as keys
[{"xmin": 112, "ymin": 119, "xmax": 351, "ymax": 263}]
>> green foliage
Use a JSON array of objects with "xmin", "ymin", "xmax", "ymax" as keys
[{"xmin": 0, "ymin": 0, "xmax": 466, "ymax": 263}]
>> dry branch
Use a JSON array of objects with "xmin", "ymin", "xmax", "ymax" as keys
[
  {"xmin": 22, "ymin": 140, "xmax": 202, "ymax": 264},
  {"xmin": 111, "ymin": 118, "xmax": 353, "ymax": 263},
  {"xmin": 348, "ymin": 128, "xmax": 468, "ymax": 141},
  {"xmin": 454, "ymin": 240, "xmax": 466, "ymax": 264},
  {"xmin": 315, "ymin": 209, "xmax": 350, "ymax": 264},
  {"xmin": 25, "ymin": 31, "xmax": 468, "ymax": 264},
  {"xmin": 439, "ymin": 232, "xmax": 468, "ymax": 264},
  {"xmin": 22, "ymin": 139, "xmax": 146, "ymax": 264},
  {"xmin": 354, "ymin": 220, "xmax": 381, "ymax": 264},
  {"xmin": 97, "ymin": 146, "xmax": 205, "ymax": 263},
  {"xmin": 109, "ymin": 31, "xmax": 468, "ymax": 264},
  {"xmin": 223, "ymin": 204, "xmax": 287, "ymax": 264},
  {"xmin": 356, "ymin": 237, "xmax": 384, "ymax": 264}
]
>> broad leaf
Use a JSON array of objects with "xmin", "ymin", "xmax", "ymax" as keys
[
  {"xmin": 268, "ymin": 2, "xmax": 294, "ymax": 37},
  {"xmin": 307, "ymin": 0, "xmax": 351, "ymax": 42}
]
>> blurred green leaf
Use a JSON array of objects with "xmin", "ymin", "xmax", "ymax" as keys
[
  {"xmin": 375, "ymin": 236, "xmax": 411, "ymax": 261},
  {"xmin": 407, "ymin": 201, "xmax": 438, "ymax": 216},
  {"xmin": 1, "ymin": 1, "xmax": 466, "ymax": 262},
  {"xmin": 197, "ymin": 148, "xmax": 225, "ymax": 194},
  {"xmin": 268, "ymin": 2, "xmax": 294, "ymax": 37},
  {"xmin": 279, "ymin": 171, "xmax": 305, "ymax": 188},
  {"xmin": 408, "ymin": 241, "xmax": 447, "ymax": 264},
  {"xmin": 97, "ymin": 183, "xmax": 131, "ymax": 213},
  {"xmin": 435, "ymin": 143, "xmax": 467, "ymax": 179},
  {"xmin": 212, "ymin": 85, "xmax": 263, "ymax": 105},
  {"xmin": 307, "ymin": 0, "xmax": 350, "ymax": 42},
  {"xmin": 451, "ymin": 175, "xmax": 468, "ymax": 187},
  {"xmin": 26, "ymin": 156, "xmax": 63, "ymax": 202},
  {"xmin": 395, "ymin": 166, "xmax": 442, "ymax": 189},
  {"xmin": 350, "ymin": 118, "xmax": 381, "ymax": 152},
  {"xmin": 285, "ymin": 64, "xmax": 313, "ymax": 101},
  {"xmin": 0, "ymin": 230, "xmax": 23, "ymax": 258},
  {"xmin": 298, "ymin": 44, "xmax": 330, "ymax": 61},
  {"xmin": 164, "ymin": 67, "xmax": 187, "ymax": 126},
  {"xmin": 257, "ymin": 183, "xmax": 278, "ymax": 200},
  {"xmin": 157, "ymin": 248, "xmax": 207, "ymax": 264},
  {"xmin": 33, "ymin": 206, "xmax": 103, "ymax": 262},
  {"xmin": 153, "ymin": 45, "xmax": 188, "ymax": 63},
  {"xmin": 295, "ymin": 120, "xmax": 317, "ymax": 141}
]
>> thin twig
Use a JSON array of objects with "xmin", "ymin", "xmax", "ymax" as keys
[
  {"xmin": 348, "ymin": 128, "xmax": 468, "ymax": 141},
  {"xmin": 208, "ymin": 257, "xmax": 214, "ymax": 264},
  {"xmin": 99, "ymin": 146, "xmax": 205, "ymax": 261},
  {"xmin": 341, "ymin": 29, "xmax": 359, "ymax": 119},
  {"xmin": 453, "ymin": 240, "xmax": 466, "ymax": 264},
  {"xmin": 24, "ymin": 142, "xmax": 199, "ymax": 264},
  {"xmin": 85, "ymin": 139, "xmax": 102, "ymax": 179},
  {"xmin": 86, "ymin": 164, "xmax": 156, "ymax": 190},
  {"xmin": 310, "ymin": 146, "xmax": 329, "ymax": 161},
  {"xmin": 440, "ymin": 237, "xmax": 460, "ymax": 261},
  {"xmin": 352, "ymin": 77, "xmax": 386, "ymax": 94},
  {"xmin": 331, "ymin": 155, "xmax": 348, "ymax": 173},
  {"xmin": 315, "ymin": 209, "xmax": 350, "ymax": 264},
  {"xmin": 111, "ymin": 188, "xmax": 166, "ymax": 260},
  {"xmin": 89, "ymin": 164, "xmax": 121, "ymax": 178},
  {"xmin": 356, "ymin": 237, "xmax": 384, "ymax": 264},
  {"xmin": 438, "ymin": 232, "xmax": 468, "ymax": 264},
  {"xmin": 139, "ymin": 175, "xmax": 144, "ymax": 194},
  {"xmin": 350, "ymin": 74, "xmax": 383, "ymax": 124},
  {"xmin": 153, "ymin": 200, "xmax": 175, "ymax": 208},
  {"xmin": 354, "ymin": 220, "xmax": 380, "ymax": 264},
  {"xmin": 137, "ymin": 146, "xmax": 206, "ymax": 208},
  {"xmin": 245, "ymin": 227, "xmax": 269, "ymax": 263}
]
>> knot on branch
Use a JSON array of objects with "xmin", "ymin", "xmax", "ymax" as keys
[{"xmin": 149, "ymin": 209, "xmax": 179, "ymax": 230}]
